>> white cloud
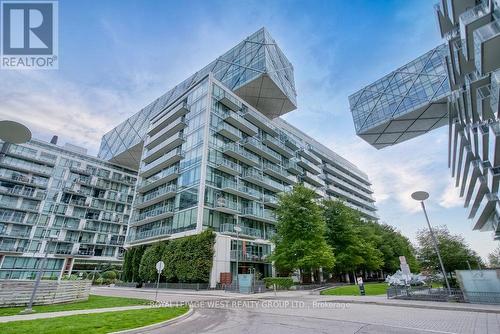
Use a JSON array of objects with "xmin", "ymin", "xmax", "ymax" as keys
[{"xmin": 439, "ymin": 182, "xmax": 463, "ymax": 209}]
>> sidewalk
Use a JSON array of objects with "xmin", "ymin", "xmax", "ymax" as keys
[
  {"xmin": 0, "ymin": 305, "xmax": 150, "ymax": 323},
  {"xmin": 316, "ymin": 294, "xmax": 500, "ymax": 313}
]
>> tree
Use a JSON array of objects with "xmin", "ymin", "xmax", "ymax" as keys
[
  {"xmin": 131, "ymin": 245, "xmax": 147, "ymax": 283},
  {"xmin": 139, "ymin": 242, "xmax": 167, "ymax": 282},
  {"xmin": 488, "ymin": 245, "xmax": 500, "ymax": 268},
  {"xmin": 271, "ymin": 184, "xmax": 335, "ymax": 281},
  {"xmin": 323, "ymin": 200, "xmax": 367, "ymax": 278},
  {"xmin": 416, "ymin": 225, "xmax": 482, "ymax": 277}
]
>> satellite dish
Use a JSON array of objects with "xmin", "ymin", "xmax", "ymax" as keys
[{"xmin": 0, "ymin": 121, "xmax": 31, "ymax": 144}]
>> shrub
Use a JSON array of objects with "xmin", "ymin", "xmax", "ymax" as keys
[
  {"xmin": 139, "ymin": 242, "xmax": 167, "ymax": 282},
  {"xmin": 102, "ymin": 270, "xmax": 118, "ymax": 280},
  {"xmin": 263, "ymin": 277, "xmax": 294, "ymax": 289}
]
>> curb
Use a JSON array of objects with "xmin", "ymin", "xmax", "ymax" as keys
[
  {"xmin": 109, "ymin": 307, "xmax": 194, "ymax": 334},
  {"xmin": 325, "ymin": 299, "xmax": 500, "ymax": 314}
]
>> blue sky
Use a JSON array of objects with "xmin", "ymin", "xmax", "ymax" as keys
[{"xmin": 0, "ymin": 0, "xmax": 497, "ymax": 259}]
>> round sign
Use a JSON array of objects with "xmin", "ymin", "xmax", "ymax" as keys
[
  {"xmin": 156, "ymin": 261, "xmax": 165, "ymax": 272},
  {"xmin": 0, "ymin": 120, "xmax": 31, "ymax": 144}
]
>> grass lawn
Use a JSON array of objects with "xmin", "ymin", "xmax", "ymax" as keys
[
  {"xmin": 0, "ymin": 306, "xmax": 189, "ymax": 334},
  {"xmin": 0, "ymin": 294, "xmax": 150, "ymax": 316},
  {"xmin": 320, "ymin": 282, "xmax": 389, "ymax": 296}
]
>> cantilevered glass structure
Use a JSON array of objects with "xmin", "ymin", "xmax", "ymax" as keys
[
  {"xmin": 98, "ymin": 28, "xmax": 297, "ymax": 170},
  {"xmin": 349, "ymin": 44, "xmax": 451, "ymax": 149}
]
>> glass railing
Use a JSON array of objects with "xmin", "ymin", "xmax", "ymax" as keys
[
  {"xmin": 215, "ymin": 157, "xmax": 241, "ymax": 174},
  {"xmin": 141, "ymin": 148, "xmax": 183, "ymax": 173},
  {"xmin": 230, "ymin": 250, "xmax": 269, "ymax": 262},
  {"xmin": 136, "ymin": 205, "xmax": 174, "ymax": 222},
  {"xmin": 262, "ymin": 133, "xmax": 294, "ymax": 155},
  {"xmin": 241, "ymin": 207, "xmax": 276, "ymax": 222},
  {"xmin": 137, "ymin": 184, "xmax": 177, "ymax": 205},
  {"xmin": 223, "ymin": 111, "xmax": 258, "ymax": 133},
  {"xmin": 241, "ymin": 137, "xmax": 281, "ymax": 161},
  {"xmin": 145, "ymin": 133, "xmax": 184, "ymax": 159},
  {"xmin": 263, "ymin": 162, "xmax": 289, "ymax": 178},
  {"xmin": 263, "ymin": 194, "xmax": 279, "ymax": 206},
  {"xmin": 220, "ymin": 223, "xmax": 262, "ymax": 238},
  {"xmin": 139, "ymin": 165, "xmax": 179, "ymax": 189},
  {"xmin": 147, "ymin": 116, "xmax": 187, "ymax": 145},
  {"xmin": 216, "ymin": 122, "xmax": 241, "ymax": 139},
  {"xmin": 127, "ymin": 226, "xmax": 172, "ymax": 242},
  {"xmin": 214, "ymin": 199, "xmax": 240, "ymax": 212},
  {"xmin": 220, "ymin": 178, "xmax": 261, "ymax": 199},
  {"xmin": 149, "ymin": 102, "xmax": 189, "ymax": 133},
  {"xmin": 222, "ymin": 143, "xmax": 259, "ymax": 165},
  {"xmin": 240, "ymin": 107, "xmax": 278, "ymax": 133}
]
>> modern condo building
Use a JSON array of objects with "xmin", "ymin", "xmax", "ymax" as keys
[
  {"xmin": 349, "ymin": 0, "xmax": 500, "ymax": 240},
  {"xmin": 99, "ymin": 28, "xmax": 377, "ymax": 286},
  {"xmin": 0, "ymin": 139, "xmax": 137, "ymax": 279}
]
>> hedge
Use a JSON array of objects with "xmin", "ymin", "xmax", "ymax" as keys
[
  {"xmin": 139, "ymin": 242, "xmax": 167, "ymax": 282},
  {"xmin": 263, "ymin": 277, "xmax": 294, "ymax": 289}
]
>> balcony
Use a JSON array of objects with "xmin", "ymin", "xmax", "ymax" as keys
[
  {"xmin": 135, "ymin": 184, "xmax": 177, "ymax": 209},
  {"xmin": 240, "ymin": 107, "xmax": 279, "ymax": 136},
  {"xmin": 213, "ymin": 199, "xmax": 240, "ymax": 215},
  {"xmin": 298, "ymin": 148, "xmax": 321, "ymax": 165},
  {"xmin": 222, "ymin": 111, "xmax": 258, "ymax": 136},
  {"xmin": 262, "ymin": 162, "xmax": 296, "ymax": 184},
  {"xmin": 220, "ymin": 223, "xmax": 262, "ymax": 239},
  {"xmin": 284, "ymin": 160, "xmax": 301, "ymax": 175},
  {"xmin": 220, "ymin": 179, "xmax": 261, "ymax": 201},
  {"xmin": 301, "ymin": 171, "xmax": 325, "ymax": 187},
  {"xmin": 230, "ymin": 250, "xmax": 269, "ymax": 263},
  {"xmin": 214, "ymin": 158, "xmax": 241, "ymax": 176},
  {"xmin": 241, "ymin": 206, "xmax": 276, "ymax": 223},
  {"xmin": 126, "ymin": 226, "xmax": 172, "ymax": 244},
  {"xmin": 138, "ymin": 165, "xmax": 179, "ymax": 193},
  {"xmin": 74, "ymin": 249, "xmax": 95, "ymax": 257},
  {"xmin": 324, "ymin": 174, "xmax": 374, "ymax": 201},
  {"xmin": 216, "ymin": 122, "xmax": 242, "ymax": 141},
  {"xmin": 149, "ymin": 102, "xmax": 189, "ymax": 136},
  {"xmin": 262, "ymin": 133, "xmax": 294, "ymax": 158},
  {"xmin": 0, "ymin": 244, "xmax": 27, "ymax": 253},
  {"xmin": 0, "ymin": 230, "xmax": 31, "ymax": 238},
  {"xmin": 0, "ymin": 173, "xmax": 48, "ymax": 188},
  {"xmin": 263, "ymin": 194, "xmax": 279, "ymax": 208},
  {"xmin": 294, "ymin": 156, "xmax": 321, "ymax": 175},
  {"xmin": 435, "ymin": 1, "xmax": 455, "ymax": 38},
  {"xmin": 140, "ymin": 148, "xmax": 183, "ymax": 178},
  {"xmin": 241, "ymin": 137, "xmax": 281, "ymax": 164},
  {"xmin": 133, "ymin": 205, "xmax": 175, "ymax": 226},
  {"xmin": 145, "ymin": 116, "xmax": 188, "ymax": 149},
  {"xmin": 222, "ymin": 143, "xmax": 259, "ymax": 167},
  {"xmin": 322, "ymin": 163, "xmax": 372, "ymax": 192},
  {"xmin": 0, "ymin": 186, "xmax": 45, "ymax": 200},
  {"xmin": 326, "ymin": 185, "xmax": 375, "ymax": 209},
  {"xmin": 143, "ymin": 133, "xmax": 185, "ymax": 164},
  {"xmin": 218, "ymin": 94, "xmax": 240, "ymax": 112},
  {"xmin": 474, "ymin": 19, "xmax": 500, "ymax": 75},
  {"xmin": 242, "ymin": 168, "xmax": 287, "ymax": 192}
]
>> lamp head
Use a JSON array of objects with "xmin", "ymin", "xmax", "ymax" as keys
[{"xmin": 411, "ymin": 191, "xmax": 429, "ymax": 201}]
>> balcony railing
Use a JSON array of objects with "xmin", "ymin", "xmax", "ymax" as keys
[
  {"xmin": 230, "ymin": 250, "xmax": 269, "ymax": 263},
  {"xmin": 135, "ymin": 205, "xmax": 174, "ymax": 225},
  {"xmin": 220, "ymin": 223, "xmax": 262, "ymax": 239},
  {"xmin": 126, "ymin": 226, "xmax": 171, "ymax": 243},
  {"xmin": 216, "ymin": 122, "xmax": 242, "ymax": 141},
  {"xmin": 140, "ymin": 148, "xmax": 183, "ymax": 177},
  {"xmin": 138, "ymin": 165, "xmax": 179, "ymax": 192},
  {"xmin": 222, "ymin": 143, "xmax": 260, "ymax": 166},
  {"xmin": 135, "ymin": 184, "xmax": 177, "ymax": 207},
  {"xmin": 241, "ymin": 206, "xmax": 276, "ymax": 223},
  {"xmin": 214, "ymin": 158, "xmax": 241, "ymax": 175},
  {"xmin": 241, "ymin": 137, "xmax": 281, "ymax": 163}
]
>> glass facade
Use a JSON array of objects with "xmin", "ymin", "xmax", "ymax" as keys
[
  {"xmin": 98, "ymin": 28, "xmax": 297, "ymax": 170},
  {"xmin": 0, "ymin": 140, "xmax": 136, "ymax": 279},
  {"xmin": 349, "ymin": 44, "xmax": 451, "ymax": 149}
]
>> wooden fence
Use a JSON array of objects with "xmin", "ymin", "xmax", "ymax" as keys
[{"xmin": 0, "ymin": 280, "xmax": 91, "ymax": 307}]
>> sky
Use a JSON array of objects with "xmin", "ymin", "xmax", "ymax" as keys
[{"xmin": 0, "ymin": 0, "xmax": 498, "ymax": 259}]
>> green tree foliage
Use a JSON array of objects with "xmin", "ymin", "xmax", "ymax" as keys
[
  {"xmin": 122, "ymin": 249, "xmax": 133, "ymax": 281},
  {"xmin": 271, "ymin": 184, "xmax": 335, "ymax": 279},
  {"xmin": 139, "ymin": 242, "xmax": 167, "ymax": 282},
  {"xmin": 323, "ymin": 200, "xmax": 418, "ymax": 276},
  {"xmin": 488, "ymin": 245, "xmax": 500, "ymax": 268},
  {"xmin": 416, "ymin": 225, "xmax": 482, "ymax": 275},
  {"xmin": 162, "ymin": 230, "xmax": 216, "ymax": 283}
]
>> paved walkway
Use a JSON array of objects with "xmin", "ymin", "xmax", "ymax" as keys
[{"xmin": 0, "ymin": 305, "xmax": 151, "ymax": 323}]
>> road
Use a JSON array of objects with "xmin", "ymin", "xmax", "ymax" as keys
[{"xmin": 91, "ymin": 287, "xmax": 500, "ymax": 334}]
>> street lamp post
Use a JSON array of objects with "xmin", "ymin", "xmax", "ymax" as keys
[
  {"xmin": 411, "ymin": 191, "xmax": 451, "ymax": 294},
  {"xmin": 22, "ymin": 234, "xmax": 58, "ymax": 314},
  {"xmin": 234, "ymin": 225, "xmax": 242, "ymax": 290}
]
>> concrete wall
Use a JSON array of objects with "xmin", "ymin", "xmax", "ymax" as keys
[
  {"xmin": 209, "ymin": 234, "xmax": 231, "ymax": 288},
  {"xmin": 0, "ymin": 280, "xmax": 91, "ymax": 307}
]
